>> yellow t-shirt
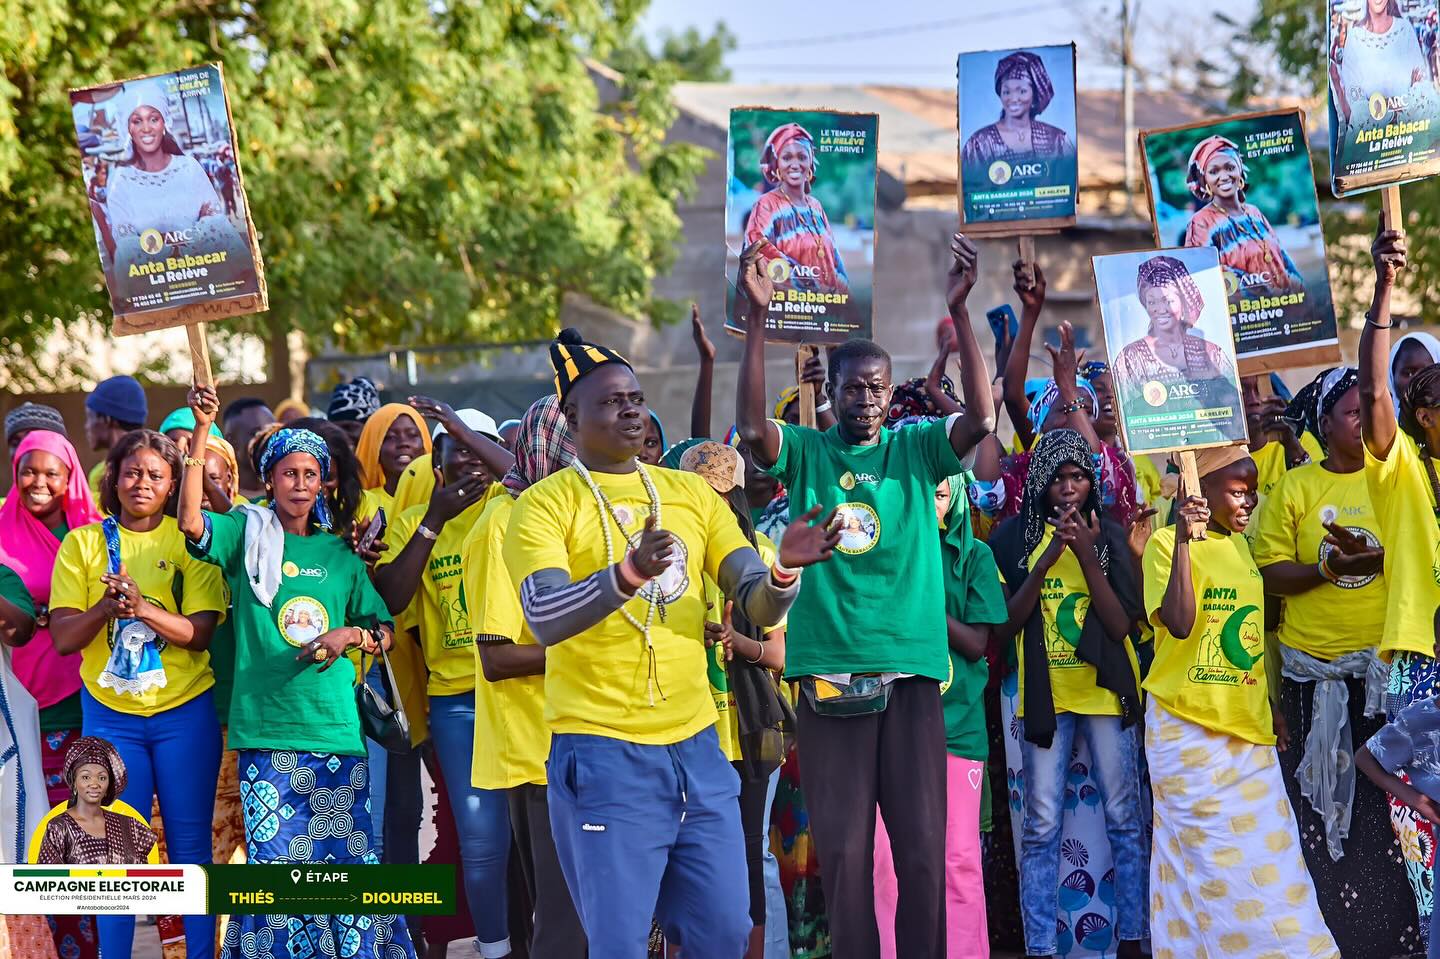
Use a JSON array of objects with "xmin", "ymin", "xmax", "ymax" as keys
[
  {"xmin": 504, "ymin": 465, "xmax": 753, "ymax": 745},
  {"xmin": 1251, "ymin": 463, "xmax": 1386, "ymax": 660},
  {"xmin": 359, "ymin": 488, "xmax": 395, "ymax": 525},
  {"xmin": 1005, "ymin": 530, "xmax": 1130, "ymax": 718},
  {"xmin": 467, "ymin": 494, "xmax": 550, "ymax": 789},
  {"xmin": 1133, "ymin": 453, "xmax": 1163, "ymax": 507},
  {"xmin": 1366, "ymin": 431, "xmax": 1440, "ymax": 659},
  {"xmin": 1252, "ymin": 434, "xmax": 1324, "ymax": 502},
  {"xmin": 1142, "ymin": 526, "xmax": 1271, "ymax": 744},
  {"xmin": 87, "ymin": 461, "xmax": 105, "ymax": 505},
  {"xmin": 368, "ymin": 502, "xmax": 430, "ymax": 746},
  {"xmin": 50, "ymin": 517, "xmax": 226, "ymax": 716},
  {"xmin": 704, "ymin": 531, "xmax": 784, "ymax": 762}
]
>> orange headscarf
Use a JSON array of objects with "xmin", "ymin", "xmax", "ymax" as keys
[
  {"xmin": 354, "ymin": 404, "xmax": 432, "ymax": 492},
  {"xmin": 205, "ymin": 433, "xmax": 241, "ymax": 500}
]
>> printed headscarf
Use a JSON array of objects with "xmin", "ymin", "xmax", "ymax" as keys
[
  {"xmin": 761, "ymin": 123, "xmax": 817, "ymax": 191},
  {"xmin": 501, "ymin": 395, "xmax": 574, "ymax": 498},
  {"xmin": 886, "ymin": 375, "xmax": 957, "ymax": 428},
  {"xmin": 1185, "ymin": 135, "xmax": 1247, "ymax": 202},
  {"xmin": 1302, "ymin": 367, "xmax": 1359, "ymax": 453},
  {"xmin": 354, "ymin": 404, "xmax": 431, "ymax": 492},
  {"xmin": 1080, "ymin": 360, "xmax": 1109, "ymax": 382},
  {"xmin": 0, "ymin": 431, "xmax": 101, "ymax": 709},
  {"xmin": 258, "ymin": 428, "xmax": 334, "ymax": 530},
  {"xmin": 994, "ymin": 51, "xmax": 1055, "ymax": 115},
  {"xmin": 1026, "ymin": 377, "xmax": 1098, "ymax": 432},
  {"xmin": 1137, "ymin": 255, "xmax": 1206, "ymax": 328},
  {"xmin": 62, "ymin": 736, "xmax": 126, "ymax": 807},
  {"xmin": 1016, "ymin": 429, "xmax": 1107, "ymax": 575},
  {"xmin": 327, "ymin": 376, "xmax": 381, "ymax": 423},
  {"xmin": 206, "ymin": 433, "xmax": 241, "ymax": 500},
  {"xmin": 773, "ymin": 386, "xmax": 801, "ymax": 420}
]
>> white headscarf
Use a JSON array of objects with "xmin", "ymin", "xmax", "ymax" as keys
[
  {"xmin": 1388, "ymin": 332, "xmax": 1440, "ymax": 415},
  {"xmin": 120, "ymin": 80, "xmax": 174, "ymax": 162}
]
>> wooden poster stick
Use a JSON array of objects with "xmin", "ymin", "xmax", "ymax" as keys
[
  {"xmin": 186, "ymin": 323, "xmax": 214, "ymax": 388},
  {"xmin": 796, "ymin": 345, "xmax": 818, "ymax": 428},
  {"xmin": 1177, "ymin": 450, "xmax": 1206, "ymax": 541},
  {"xmin": 1016, "ymin": 236, "xmax": 1037, "ymax": 292},
  {"xmin": 1255, "ymin": 373, "xmax": 1273, "ymax": 398},
  {"xmin": 1381, "ymin": 185, "xmax": 1404, "ymax": 233}
]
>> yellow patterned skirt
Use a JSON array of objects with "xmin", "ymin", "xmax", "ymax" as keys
[{"xmin": 1145, "ymin": 700, "xmax": 1339, "ymax": 959}]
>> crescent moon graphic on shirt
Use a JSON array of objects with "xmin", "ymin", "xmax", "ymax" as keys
[
  {"xmin": 1056, "ymin": 593, "xmax": 1086, "ymax": 648},
  {"xmin": 1219, "ymin": 605, "xmax": 1262, "ymax": 671}
]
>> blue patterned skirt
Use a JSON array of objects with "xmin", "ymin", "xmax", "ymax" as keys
[{"xmin": 223, "ymin": 749, "xmax": 416, "ymax": 959}]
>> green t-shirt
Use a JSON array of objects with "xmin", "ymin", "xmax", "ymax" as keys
[
  {"xmin": 0, "ymin": 563, "xmax": 36, "ymax": 620},
  {"xmin": 939, "ymin": 535, "xmax": 1007, "ymax": 761},
  {"xmin": 208, "ymin": 609, "xmax": 236, "ymax": 726},
  {"xmin": 189, "ymin": 510, "xmax": 392, "ymax": 756},
  {"xmin": 767, "ymin": 418, "xmax": 964, "ymax": 680}
]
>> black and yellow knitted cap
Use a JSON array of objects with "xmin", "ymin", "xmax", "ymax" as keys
[{"xmin": 550, "ymin": 328, "xmax": 632, "ymax": 402}]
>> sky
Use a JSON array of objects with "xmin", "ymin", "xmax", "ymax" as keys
[{"xmin": 642, "ymin": 0, "xmax": 1259, "ymax": 90}]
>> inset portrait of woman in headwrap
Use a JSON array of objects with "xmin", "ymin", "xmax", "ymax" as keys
[
  {"xmin": 1181, "ymin": 135, "xmax": 1304, "ymax": 296},
  {"xmin": 961, "ymin": 50, "xmax": 1075, "ymax": 171},
  {"xmin": 743, "ymin": 122, "xmax": 849, "ymax": 296},
  {"xmin": 34, "ymin": 736, "xmax": 157, "ymax": 865}
]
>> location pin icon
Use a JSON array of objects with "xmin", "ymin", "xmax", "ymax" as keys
[{"xmin": 290, "ymin": 869, "xmax": 301, "ymax": 884}]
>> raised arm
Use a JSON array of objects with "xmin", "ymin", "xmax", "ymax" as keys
[
  {"xmin": 1360, "ymin": 223, "xmax": 1409, "ymax": 460},
  {"xmin": 690, "ymin": 303, "xmax": 716, "ymax": 440},
  {"xmin": 1047, "ymin": 322, "xmax": 1103, "ymax": 453},
  {"xmin": 924, "ymin": 338, "xmax": 963, "ymax": 418},
  {"xmin": 1159, "ymin": 497, "xmax": 1207, "ymax": 638},
  {"xmin": 1004, "ymin": 260, "xmax": 1047, "ymax": 451},
  {"xmin": 409, "ymin": 396, "xmax": 515, "ymax": 481},
  {"xmin": 178, "ymin": 385, "xmax": 218, "ymax": 543},
  {"xmin": 736, "ymin": 240, "xmax": 783, "ymax": 466},
  {"xmin": 944, "ymin": 234, "xmax": 996, "ymax": 459},
  {"xmin": 716, "ymin": 505, "xmax": 838, "ymax": 629},
  {"xmin": 372, "ymin": 476, "xmax": 487, "ymax": 613}
]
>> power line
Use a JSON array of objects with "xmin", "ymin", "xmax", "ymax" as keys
[{"xmin": 734, "ymin": 3, "xmax": 1068, "ymax": 52}]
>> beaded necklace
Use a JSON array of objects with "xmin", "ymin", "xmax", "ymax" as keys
[{"xmin": 571, "ymin": 457, "xmax": 668, "ymax": 705}]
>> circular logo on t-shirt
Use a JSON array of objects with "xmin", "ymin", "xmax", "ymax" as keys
[
  {"xmin": 1317, "ymin": 519, "xmax": 1380, "ymax": 590},
  {"xmin": 939, "ymin": 656, "xmax": 954, "ymax": 696},
  {"xmin": 282, "ymin": 561, "xmax": 300, "ymax": 578},
  {"xmin": 833, "ymin": 503, "xmax": 880, "ymax": 555},
  {"xmin": 639, "ymin": 538, "xmax": 690, "ymax": 606},
  {"xmin": 277, "ymin": 596, "xmax": 329, "ymax": 648}
]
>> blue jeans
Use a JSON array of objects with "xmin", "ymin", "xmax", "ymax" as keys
[
  {"xmin": 82, "ymin": 687, "xmax": 221, "ymax": 959},
  {"xmin": 763, "ymin": 765, "xmax": 788, "ymax": 959},
  {"xmin": 1019, "ymin": 713, "xmax": 1148, "ymax": 955},
  {"xmin": 430, "ymin": 690, "xmax": 512, "ymax": 956},
  {"xmin": 548, "ymin": 727, "xmax": 751, "ymax": 959}
]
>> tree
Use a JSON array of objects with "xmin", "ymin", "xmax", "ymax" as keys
[
  {"xmin": 610, "ymin": 22, "xmax": 736, "ymax": 83},
  {"xmin": 0, "ymin": 0, "xmax": 707, "ymax": 387},
  {"xmin": 1238, "ymin": 0, "xmax": 1438, "ymax": 316}
]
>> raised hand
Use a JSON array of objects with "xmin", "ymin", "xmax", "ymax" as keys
[
  {"xmin": 739, "ymin": 239, "xmax": 775, "ymax": 323},
  {"xmin": 1322, "ymin": 522, "xmax": 1384, "ymax": 578},
  {"xmin": 427, "ymin": 467, "xmax": 488, "ymax": 524},
  {"xmin": 1176, "ymin": 495, "xmax": 1211, "ymax": 543},
  {"xmin": 189, "ymin": 385, "xmax": 220, "ymax": 431},
  {"xmin": 778, "ymin": 505, "xmax": 841, "ymax": 569},
  {"xmin": 632, "ymin": 513, "xmax": 677, "ymax": 580},
  {"xmin": 691, "ymin": 302, "xmax": 716, "ymax": 362},
  {"xmin": 1068, "ymin": 508, "xmax": 1102, "ymax": 553},
  {"xmin": 945, "ymin": 233, "xmax": 979, "ymax": 316},
  {"xmin": 1373, "ymin": 226, "xmax": 1407, "ymax": 286},
  {"xmin": 409, "ymin": 395, "xmax": 461, "ymax": 433},
  {"xmin": 1045, "ymin": 321, "xmax": 1081, "ymax": 386},
  {"xmin": 1127, "ymin": 507, "xmax": 1160, "ymax": 560},
  {"xmin": 1013, "ymin": 260, "xmax": 1047, "ymax": 313}
]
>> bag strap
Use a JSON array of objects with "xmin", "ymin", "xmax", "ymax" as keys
[{"xmin": 359, "ymin": 634, "xmax": 409, "ymax": 726}]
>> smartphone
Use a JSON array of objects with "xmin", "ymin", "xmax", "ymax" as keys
[
  {"xmin": 986, "ymin": 305, "xmax": 1018, "ymax": 343},
  {"xmin": 357, "ymin": 508, "xmax": 387, "ymax": 554}
]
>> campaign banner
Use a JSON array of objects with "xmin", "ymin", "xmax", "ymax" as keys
[
  {"xmin": 3, "ymin": 864, "xmax": 208, "ymax": 915},
  {"xmin": 724, "ymin": 108, "xmax": 877, "ymax": 344},
  {"xmin": 1141, "ymin": 109, "xmax": 1339, "ymax": 374},
  {"xmin": 957, "ymin": 43, "xmax": 1078, "ymax": 233},
  {"xmin": 1094, "ymin": 246, "xmax": 1249, "ymax": 455},
  {"xmin": 1327, "ymin": 0, "xmax": 1440, "ymax": 195},
  {"xmin": 70, "ymin": 63, "xmax": 267, "ymax": 335}
]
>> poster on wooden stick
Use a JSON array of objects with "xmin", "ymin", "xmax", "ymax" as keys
[
  {"xmin": 70, "ymin": 63, "xmax": 267, "ymax": 339},
  {"xmin": 724, "ymin": 107, "xmax": 877, "ymax": 344},
  {"xmin": 956, "ymin": 42, "xmax": 1078, "ymax": 235},
  {"xmin": 1094, "ymin": 245, "xmax": 1249, "ymax": 457},
  {"xmin": 1140, "ymin": 108, "xmax": 1339, "ymax": 375}
]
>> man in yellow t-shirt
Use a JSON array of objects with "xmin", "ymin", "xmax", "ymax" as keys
[
  {"xmin": 371, "ymin": 406, "xmax": 512, "ymax": 957},
  {"xmin": 466, "ymin": 394, "xmax": 586, "ymax": 957},
  {"xmin": 503, "ymin": 330, "xmax": 836, "ymax": 957}
]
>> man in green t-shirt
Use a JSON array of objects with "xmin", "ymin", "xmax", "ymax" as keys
[{"xmin": 735, "ymin": 234, "xmax": 995, "ymax": 958}]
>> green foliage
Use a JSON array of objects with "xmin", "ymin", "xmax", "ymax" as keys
[
  {"xmin": 1239, "ymin": 0, "xmax": 1438, "ymax": 319},
  {"xmin": 610, "ymin": 21, "xmax": 735, "ymax": 83},
  {"xmin": 0, "ymin": 0, "xmax": 707, "ymax": 385}
]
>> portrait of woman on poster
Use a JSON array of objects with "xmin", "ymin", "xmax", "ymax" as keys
[
  {"xmin": 1330, "ymin": 0, "xmax": 1437, "ymax": 135},
  {"xmin": 91, "ymin": 81, "xmax": 246, "ymax": 269},
  {"xmin": 743, "ymin": 122, "xmax": 849, "ymax": 295},
  {"xmin": 1111, "ymin": 255, "xmax": 1242, "ymax": 432},
  {"xmin": 1182, "ymin": 135, "xmax": 1304, "ymax": 296},
  {"xmin": 35, "ymin": 737, "xmax": 156, "ymax": 866},
  {"xmin": 961, "ymin": 50, "xmax": 1075, "ymax": 169}
]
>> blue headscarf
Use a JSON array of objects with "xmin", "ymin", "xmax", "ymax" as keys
[
  {"xmin": 258, "ymin": 428, "xmax": 333, "ymax": 530},
  {"xmin": 1027, "ymin": 377, "xmax": 1098, "ymax": 432}
]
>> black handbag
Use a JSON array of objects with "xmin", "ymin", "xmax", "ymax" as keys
[{"xmin": 356, "ymin": 642, "xmax": 411, "ymax": 754}]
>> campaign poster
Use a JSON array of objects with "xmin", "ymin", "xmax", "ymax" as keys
[
  {"xmin": 956, "ymin": 43, "xmax": 1078, "ymax": 232},
  {"xmin": 1141, "ymin": 109, "xmax": 1339, "ymax": 374},
  {"xmin": 1094, "ymin": 246, "xmax": 1249, "ymax": 455},
  {"xmin": 724, "ymin": 108, "xmax": 877, "ymax": 344},
  {"xmin": 1327, "ymin": 0, "xmax": 1440, "ymax": 195},
  {"xmin": 70, "ymin": 64, "xmax": 267, "ymax": 335}
]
